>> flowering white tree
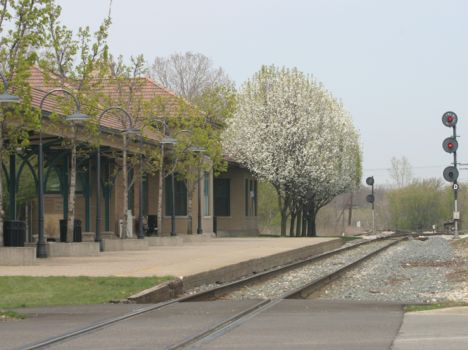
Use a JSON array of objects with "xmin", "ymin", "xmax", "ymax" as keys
[{"xmin": 223, "ymin": 65, "xmax": 361, "ymax": 236}]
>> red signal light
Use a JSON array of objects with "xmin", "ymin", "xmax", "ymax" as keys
[
  {"xmin": 442, "ymin": 111, "xmax": 458, "ymax": 127},
  {"xmin": 448, "ymin": 142, "xmax": 454, "ymax": 149}
]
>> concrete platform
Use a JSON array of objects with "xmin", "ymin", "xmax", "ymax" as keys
[
  {"xmin": 0, "ymin": 247, "xmax": 36, "ymax": 265},
  {"xmin": 0, "ymin": 238, "xmax": 340, "ymax": 288},
  {"xmin": 101, "ymin": 238, "xmax": 149, "ymax": 251},
  {"xmin": 48, "ymin": 242, "xmax": 100, "ymax": 257}
]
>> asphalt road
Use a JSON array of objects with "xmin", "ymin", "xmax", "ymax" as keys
[
  {"xmin": 1, "ymin": 300, "xmax": 410, "ymax": 350},
  {"xmin": 200, "ymin": 300, "xmax": 403, "ymax": 350}
]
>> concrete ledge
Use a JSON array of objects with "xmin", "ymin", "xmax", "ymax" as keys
[
  {"xmin": 128, "ymin": 279, "xmax": 183, "ymax": 303},
  {"xmin": 146, "ymin": 236, "xmax": 184, "ymax": 246},
  {"xmin": 146, "ymin": 233, "xmax": 215, "ymax": 246},
  {"xmin": 182, "ymin": 233, "xmax": 216, "ymax": 243},
  {"xmin": 81, "ymin": 232, "xmax": 96, "ymax": 242},
  {"xmin": 102, "ymin": 238, "xmax": 148, "ymax": 251},
  {"xmin": 0, "ymin": 247, "xmax": 36, "ymax": 265},
  {"xmin": 48, "ymin": 242, "xmax": 100, "ymax": 257},
  {"xmin": 182, "ymin": 238, "xmax": 343, "ymax": 290}
]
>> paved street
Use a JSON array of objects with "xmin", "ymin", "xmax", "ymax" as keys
[
  {"xmin": 392, "ymin": 307, "xmax": 468, "ymax": 350},
  {"xmin": 0, "ymin": 300, "xmax": 401, "ymax": 350},
  {"xmin": 3, "ymin": 301, "xmax": 468, "ymax": 349},
  {"xmin": 201, "ymin": 300, "xmax": 403, "ymax": 350}
]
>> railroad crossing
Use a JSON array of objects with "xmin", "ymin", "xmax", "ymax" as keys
[{"xmin": 1, "ymin": 234, "xmax": 467, "ymax": 349}]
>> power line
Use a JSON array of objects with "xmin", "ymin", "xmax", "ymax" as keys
[{"xmin": 364, "ymin": 165, "xmax": 445, "ymax": 171}]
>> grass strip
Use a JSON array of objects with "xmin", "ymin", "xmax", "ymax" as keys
[
  {"xmin": 0, "ymin": 275, "xmax": 174, "ymax": 309},
  {"xmin": 404, "ymin": 302, "xmax": 468, "ymax": 312},
  {"xmin": 0, "ymin": 310, "xmax": 26, "ymax": 320}
]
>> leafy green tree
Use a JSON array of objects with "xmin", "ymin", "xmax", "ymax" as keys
[
  {"xmin": 0, "ymin": 0, "xmax": 56, "ymax": 245},
  {"xmin": 39, "ymin": 2, "xmax": 111, "ymax": 241},
  {"xmin": 387, "ymin": 178, "xmax": 450, "ymax": 231}
]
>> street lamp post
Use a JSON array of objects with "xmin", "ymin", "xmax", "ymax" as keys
[
  {"xmin": 138, "ymin": 134, "xmax": 144, "ymax": 239},
  {"xmin": 167, "ymin": 130, "xmax": 193, "ymax": 236},
  {"xmin": 159, "ymin": 134, "xmax": 176, "ymax": 235},
  {"xmin": 155, "ymin": 128, "xmax": 202, "ymax": 237},
  {"xmin": 190, "ymin": 146, "xmax": 206, "ymax": 235},
  {"xmin": 152, "ymin": 118, "xmax": 170, "ymax": 236},
  {"xmin": 37, "ymin": 89, "xmax": 89, "ymax": 258},
  {"xmin": 95, "ymin": 107, "xmax": 139, "ymax": 246}
]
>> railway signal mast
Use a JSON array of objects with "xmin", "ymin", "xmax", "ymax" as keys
[
  {"xmin": 442, "ymin": 111, "xmax": 460, "ymax": 239},
  {"xmin": 366, "ymin": 176, "xmax": 375, "ymax": 233}
]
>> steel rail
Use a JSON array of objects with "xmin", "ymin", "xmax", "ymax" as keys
[
  {"xmin": 165, "ymin": 237, "xmax": 404, "ymax": 349},
  {"xmin": 20, "ymin": 235, "xmax": 403, "ymax": 350},
  {"xmin": 182, "ymin": 234, "xmax": 399, "ymax": 301}
]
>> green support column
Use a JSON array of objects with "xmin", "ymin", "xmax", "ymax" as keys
[
  {"xmin": 84, "ymin": 162, "xmax": 91, "ymax": 232},
  {"xmin": 9, "ymin": 153, "xmax": 16, "ymax": 220},
  {"xmin": 104, "ymin": 158, "xmax": 111, "ymax": 231},
  {"xmin": 104, "ymin": 190, "xmax": 110, "ymax": 231},
  {"xmin": 60, "ymin": 155, "xmax": 69, "ymax": 219}
]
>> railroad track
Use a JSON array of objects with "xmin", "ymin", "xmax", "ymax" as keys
[{"xmin": 20, "ymin": 234, "xmax": 404, "ymax": 350}]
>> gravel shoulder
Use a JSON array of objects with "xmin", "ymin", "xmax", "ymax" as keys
[{"xmin": 317, "ymin": 236, "xmax": 468, "ymax": 304}]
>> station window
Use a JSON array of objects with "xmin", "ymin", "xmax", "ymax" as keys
[
  {"xmin": 45, "ymin": 166, "xmax": 84, "ymax": 194},
  {"xmin": 214, "ymin": 178, "xmax": 230, "ymax": 217},
  {"xmin": 165, "ymin": 174, "xmax": 187, "ymax": 216}
]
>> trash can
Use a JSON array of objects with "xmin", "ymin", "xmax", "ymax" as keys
[
  {"xmin": 147, "ymin": 215, "xmax": 157, "ymax": 236},
  {"xmin": 3, "ymin": 220, "xmax": 26, "ymax": 246},
  {"xmin": 59, "ymin": 219, "xmax": 82, "ymax": 242}
]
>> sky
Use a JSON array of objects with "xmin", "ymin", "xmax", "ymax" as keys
[{"xmin": 55, "ymin": 0, "xmax": 468, "ymax": 186}]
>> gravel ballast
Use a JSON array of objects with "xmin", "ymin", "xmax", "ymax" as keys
[
  {"xmin": 317, "ymin": 236, "xmax": 463, "ymax": 304},
  {"xmin": 223, "ymin": 240, "xmax": 393, "ymax": 300}
]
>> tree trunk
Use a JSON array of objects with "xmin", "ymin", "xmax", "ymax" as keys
[
  {"xmin": 296, "ymin": 209, "xmax": 302, "ymax": 237},
  {"xmin": 122, "ymin": 134, "xmax": 128, "ymax": 238},
  {"xmin": 66, "ymin": 134, "xmax": 77, "ymax": 242},
  {"xmin": 301, "ymin": 207, "xmax": 307, "ymax": 236},
  {"xmin": 347, "ymin": 192, "xmax": 353, "ymax": 226},
  {"xmin": 307, "ymin": 211, "xmax": 317, "ymax": 237},
  {"xmin": 280, "ymin": 212, "xmax": 288, "ymax": 237},
  {"xmin": 275, "ymin": 186, "xmax": 289, "ymax": 237},
  {"xmin": 0, "ymin": 131, "xmax": 3, "ymax": 246},
  {"xmin": 289, "ymin": 211, "xmax": 296, "ymax": 237},
  {"xmin": 156, "ymin": 144, "xmax": 164, "ymax": 235},
  {"xmin": 186, "ymin": 185, "xmax": 193, "ymax": 234}
]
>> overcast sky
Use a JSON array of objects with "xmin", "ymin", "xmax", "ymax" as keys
[{"xmin": 56, "ymin": 0, "xmax": 468, "ymax": 185}]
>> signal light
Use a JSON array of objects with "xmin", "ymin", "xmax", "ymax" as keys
[
  {"xmin": 443, "ymin": 166, "xmax": 459, "ymax": 182},
  {"xmin": 442, "ymin": 111, "xmax": 458, "ymax": 127},
  {"xmin": 366, "ymin": 176, "xmax": 374, "ymax": 186},
  {"xmin": 366, "ymin": 176, "xmax": 374, "ymax": 204},
  {"xmin": 443, "ymin": 137, "xmax": 458, "ymax": 153}
]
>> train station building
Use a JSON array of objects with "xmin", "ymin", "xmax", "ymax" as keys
[{"xmin": 0, "ymin": 66, "xmax": 258, "ymax": 260}]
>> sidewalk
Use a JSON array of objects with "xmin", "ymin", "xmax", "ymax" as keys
[
  {"xmin": 0, "ymin": 237, "xmax": 338, "ymax": 278},
  {"xmin": 392, "ymin": 307, "xmax": 468, "ymax": 350}
]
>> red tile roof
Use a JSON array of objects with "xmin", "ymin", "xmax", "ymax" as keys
[{"xmin": 27, "ymin": 66, "xmax": 184, "ymax": 141}]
